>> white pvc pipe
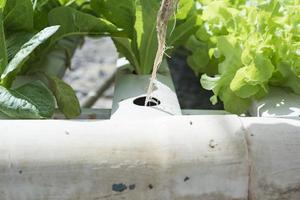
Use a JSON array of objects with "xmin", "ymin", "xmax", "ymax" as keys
[
  {"xmin": 241, "ymin": 117, "xmax": 300, "ymax": 200},
  {"xmin": 0, "ymin": 113, "xmax": 300, "ymax": 199},
  {"xmin": 249, "ymin": 87, "xmax": 300, "ymax": 118},
  {"xmin": 0, "ymin": 115, "xmax": 248, "ymax": 200},
  {"xmin": 111, "ymin": 60, "xmax": 181, "ymax": 120}
]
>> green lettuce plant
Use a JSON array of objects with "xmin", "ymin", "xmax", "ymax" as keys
[
  {"xmin": 187, "ymin": 0, "xmax": 300, "ymax": 114},
  {"xmin": 0, "ymin": 0, "xmax": 120, "ymax": 118}
]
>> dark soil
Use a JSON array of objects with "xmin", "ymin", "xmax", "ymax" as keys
[{"xmin": 168, "ymin": 50, "xmax": 224, "ymax": 110}]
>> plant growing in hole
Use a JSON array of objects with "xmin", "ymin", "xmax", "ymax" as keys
[
  {"xmin": 90, "ymin": 0, "xmax": 201, "ymax": 108},
  {"xmin": 90, "ymin": 0, "xmax": 201, "ymax": 75}
]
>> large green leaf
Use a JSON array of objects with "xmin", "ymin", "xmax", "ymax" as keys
[
  {"xmin": 217, "ymin": 36, "xmax": 243, "ymax": 74},
  {"xmin": 112, "ymin": 37, "xmax": 140, "ymax": 72},
  {"xmin": 187, "ymin": 49, "xmax": 209, "ymax": 74},
  {"xmin": 47, "ymin": 76, "xmax": 80, "ymax": 119},
  {"xmin": 230, "ymin": 54, "xmax": 274, "ymax": 98},
  {"xmin": 220, "ymin": 87, "xmax": 251, "ymax": 114},
  {"xmin": 33, "ymin": 0, "xmax": 90, "ymax": 29},
  {"xmin": 230, "ymin": 67, "xmax": 261, "ymax": 98},
  {"xmin": 91, "ymin": 0, "xmax": 135, "ymax": 38},
  {"xmin": 134, "ymin": 0, "xmax": 161, "ymax": 74},
  {"xmin": 32, "ymin": 0, "xmax": 61, "ymax": 30},
  {"xmin": 89, "ymin": 0, "xmax": 196, "ymax": 75},
  {"xmin": 0, "ymin": 10, "xmax": 7, "ymax": 73},
  {"xmin": 3, "ymin": 0, "xmax": 34, "ymax": 31},
  {"xmin": 48, "ymin": 7, "xmax": 121, "ymax": 44},
  {"xmin": 25, "ymin": 36, "xmax": 80, "ymax": 77},
  {"xmin": 27, "ymin": 6, "xmax": 121, "ymax": 77},
  {"xmin": 0, "ymin": 26, "xmax": 60, "ymax": 87},
  {"xmin": 168, "ymin": 15, "xmax": 202, "ymax": 47},
  {"xmin": 167, "ymin": 0, "xmax": 200, "ymax": 48},
  {"xmin": 176, "ymin": 0, "xmax": 195, "ymax": 20},
  {"xmin": 0, "ymin": 80, "xmax": 55, "ymax": 119},
  {"xmin": 6, "ymin": 32, "xmax": 34, "ymax": 61}
]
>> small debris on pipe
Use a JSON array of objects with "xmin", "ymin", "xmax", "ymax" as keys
[{"xmin": 112, "ymin": 183, "xmax": 127, "ymax": 192}]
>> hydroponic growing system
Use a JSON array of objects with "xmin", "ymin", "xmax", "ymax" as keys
[{"xmin": 0, "ymin": 0, "xmax": 299, "ymax": 199}]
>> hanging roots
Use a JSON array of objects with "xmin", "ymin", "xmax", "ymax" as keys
[{"xmin": 144, "ymin": 0, "xmax": 179, "ymax": 106}]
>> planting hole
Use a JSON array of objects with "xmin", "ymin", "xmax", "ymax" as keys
[{"xmin": 133, "ymin": 96, "xmax": 161, "ymax": 107}]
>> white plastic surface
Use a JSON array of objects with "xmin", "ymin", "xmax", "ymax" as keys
[
  {"xmin": 249, "ymin": 87, "xmax": 300, "ymax": 118},
  {"xmin": 241, "ymin": 117, "xmax": 300, "ymax": 200},
  {"xmin": 0, "ymin": 115, "xmax": 248, "ymax": 200},
  {"xmin": 111, "ymin": 63, "xmax": 182, "ymax": 120},
  {"xmin": 0, "ymin": 114, "xmax": 300, "ymax": 199}
]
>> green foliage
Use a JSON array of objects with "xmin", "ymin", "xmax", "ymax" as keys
[
  {"xmin": 0, "ymin": 81, "xmax": 55, "ymax": 119},
  {"xmin": 91, "ymin": 0, "xmax": 135, "ymax": 38},
  {"xmin": 48, "ymin": 6, "xmax": 121, "ymax": 43},
  {"xmin": 0, "ymin": 0, "xmax": 124, "ymax": 119},
  {"xmin": 187, "ymin": 0, "xmax": 300, "ymax": 114},
  {"xmin": 0, "ymin": 1, "xmax": 6, "ymax": 72},
  {"xmin": 1, "ymin": 26, "xmax": 60, "ymax": 87},
  {"xmin": 0, "ymin": 10, "xmax": 7, "ymax": 73},
  {"xmin": 3, "ymin": 0, "xmax": 34, "ymax": 31},
  {"xmin": 91, "ymin": 0, "xmax": 201, "ymax": 74},
  {"xmin": 0, "ymin": 0, "xmax": 91, "ymax": 119},
  {"xmin": 6, "ymin": 32, "xmax": 34, "ymax": 62},
  {"xmin": 46, "ymin": 75, "xmax": 81, "ymax": 119},
  {"xmin": 0, "ymin": 17, "xmax": 59, "ymax": 119},
  {"xmin": 0, "ymin": 0, "xmax": 6, "ymax": 8}
]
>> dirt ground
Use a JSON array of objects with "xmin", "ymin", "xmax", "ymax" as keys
[{"xmin": 63, "ymin": 37, "xmax": 117, "ymax": 109}]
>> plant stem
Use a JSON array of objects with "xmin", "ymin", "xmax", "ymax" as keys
[
  {"xmin": 0, "ymin": 10, "xmax": 7, "ymax": 75},
  {"xmin": 144, "ymin": 0, "xmax": 178, "ymax": 106}
]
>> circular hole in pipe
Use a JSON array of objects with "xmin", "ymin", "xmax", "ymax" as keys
[{"xmin": 133, "ymin": 96, "xmax": 161, "ymax": 107}]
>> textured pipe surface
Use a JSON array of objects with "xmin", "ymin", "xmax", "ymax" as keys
[
  {"xmin": 0, "ymin": 114, "xmax": 299, "ymax": 199},
  {"xmin": 0, "ymin": 115, "xmax": 248, "ymax": 200}
]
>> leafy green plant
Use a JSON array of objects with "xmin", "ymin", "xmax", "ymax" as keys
[
  {"xmin": 0, "ymin": 0, "xmax": 121, "ymax": 118},
  {"xmin": 187, "ymin": 0, "xmax": 300, "ymax": 114},
  {"xmin": 90, "ymin": 0, "xmax": 202, "ymax": 74},
  {"xmin": 2, "ymin": 0, "xmax": 199, "ymax": 119}
]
